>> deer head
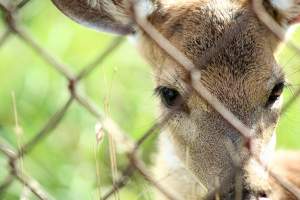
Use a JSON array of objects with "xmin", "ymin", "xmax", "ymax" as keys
[{"xmin": 51, "ymin": 0, "xmax": 300, "ymax": 198}]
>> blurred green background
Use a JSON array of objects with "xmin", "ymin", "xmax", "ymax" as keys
[{"xmin": 0, "ymin": 0, "xmax": 300, "ymax": 199}]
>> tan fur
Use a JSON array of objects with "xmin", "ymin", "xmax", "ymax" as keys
[
  {"xmin": 51, "ymin": 0, "xmax": 300, "ymax": 199},
  {"xmin": 268, "ymin": 151, "xmax": 300, "ymax": 200}
]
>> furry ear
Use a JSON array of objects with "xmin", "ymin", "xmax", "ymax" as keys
[
  {"xmin": 51, "ymin": 0, "xmax": 156, "ymax": 35},
  {"xmin": 269, "ymin": 0, "xmax": 300, "ymax": 25}
]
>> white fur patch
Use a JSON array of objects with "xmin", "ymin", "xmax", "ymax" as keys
[
  {"xmin": 87, "ymin": 0, "xmax": 99, "ymax": 8},
  {"xmin": 260, "ymin": 133, "xmax": 276, "ymax": 166},
  {"xmin": 271, "ymin": 95, "xmax": 283, "ymax": 110},
  {"xmin": 271, "ymin": 0, "xmax": 294, "ymax": 11},
  {"xmin": 134, "ymin": 0, "xmax": 156, "ymax": 18},
  {"xmin": 161, "ymin": 136, "xmax": 183, "ymax": 169},
  {"xmin": 127, "ymin": 33, "xmax": 139, "ymax": 45},
  {"xmin": 207, "ymin": 0, "xmax": 237, "ymax": 23}
]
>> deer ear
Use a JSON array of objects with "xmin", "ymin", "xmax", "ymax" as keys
[
  {"xmin": 269, "ymin": 0, "xmax": 300, "ymax": 25},
  {"xmin": 51, "ymin": 0, "xmax": 156, "ymax": 35}
]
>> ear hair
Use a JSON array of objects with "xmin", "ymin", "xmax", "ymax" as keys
[
  {"xmin": 51, "ymin": 0, "xmax": 157, "ymax": 35},
  {"xmin": 269, "ymin": 0, "xmax": 300, "ymax": 25},
  {"xmin": 271, "ymin": 0, "xmax": 294, "ymax": 10}
]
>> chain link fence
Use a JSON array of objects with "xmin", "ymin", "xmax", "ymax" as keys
[{"xmin": 0, "ymin": 0, "xmax": 300, "ymax": 199}]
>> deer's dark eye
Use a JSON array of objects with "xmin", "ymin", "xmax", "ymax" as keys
[
  {"xmin": 266, "ymin": 82, "xmax": 285, "ymax": 107},
  {"xmin": 156, "ymin": 86, "xmax": 182, "ymax": 108}
]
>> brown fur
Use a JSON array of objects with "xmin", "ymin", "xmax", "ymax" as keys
[{"xmin": 51, "ymin": 0, "xmax": 300, "ymax": 199}]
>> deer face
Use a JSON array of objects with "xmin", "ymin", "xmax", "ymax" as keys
[{"xmin": 52, "ymin": 0, "xmax": 300, "ymax": 196}]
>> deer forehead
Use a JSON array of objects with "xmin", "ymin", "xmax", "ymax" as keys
[{"xmin": 141, "ymin": 0, "xmax": 282, "ymax": 104}]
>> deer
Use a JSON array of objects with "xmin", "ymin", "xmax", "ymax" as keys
[{"xmin": 51, "ymin": 0, "xmax": 300, "ymax": 199}]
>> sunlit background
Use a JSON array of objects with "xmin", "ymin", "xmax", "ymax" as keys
[{"xmin": 0, "ymin": 0, "xmax": 300, "ymax": 199}]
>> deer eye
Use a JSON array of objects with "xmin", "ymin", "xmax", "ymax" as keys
[
  {"xmin": 156, "ymin": 86, "xmax": 182, "ymax": 108},
  {"xmin": 266, "ymin": 82, "xmax": 285, "ymax": 107}
]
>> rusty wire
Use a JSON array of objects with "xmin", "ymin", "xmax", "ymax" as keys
[{"xmin": 0, "ymin": 0, "xmax": 300, "ymax": 199}]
